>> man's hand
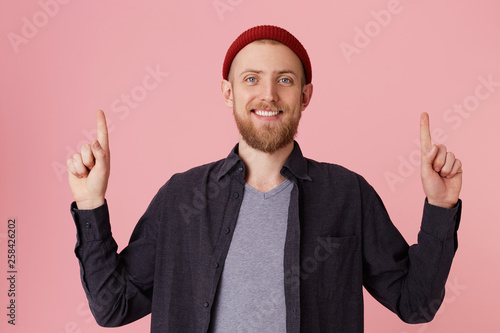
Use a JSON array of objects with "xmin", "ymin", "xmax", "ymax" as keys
[
  {"xmin": 67, "ymin": 110, "xmax": 111, "ymax": 209},
  {"xmin": 420, "ymin": 112, "xmax": 462, "ymax": 209}
]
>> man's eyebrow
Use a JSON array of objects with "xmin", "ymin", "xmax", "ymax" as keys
[
  {"xmin": 276, "ymin": 70, "xmax": 298, "ymax": 76},
  {"xmin": 239, "ymin": 69, "xmax": 263, "ymax": 76}
]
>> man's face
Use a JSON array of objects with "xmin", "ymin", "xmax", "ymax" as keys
[{"xmin": 222, "ymin": 40, "xmax": 313, "ymax": 153}]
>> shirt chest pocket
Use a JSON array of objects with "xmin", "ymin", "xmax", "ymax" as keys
[{"xmin": 314, "ymin": 235, "xmax": 361, "ymax": 300}]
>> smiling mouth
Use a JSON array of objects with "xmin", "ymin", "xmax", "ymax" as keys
[{"xmin": 252, "ymin": 109, "xmax": 283, "ymax": 117}]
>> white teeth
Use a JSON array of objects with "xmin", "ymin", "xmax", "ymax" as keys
[{"xmin": 255, "ymin": 110, "xmax": 280, "ymax": 117}]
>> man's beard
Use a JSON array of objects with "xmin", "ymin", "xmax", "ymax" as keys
[{"xmin": 233, "ymin": 103, "xmax": 301, "ymax": 154}]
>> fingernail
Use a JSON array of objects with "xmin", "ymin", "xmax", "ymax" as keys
[{"xmin": 93, "ymin": 141, "xmax": 100, "ymax": 149}]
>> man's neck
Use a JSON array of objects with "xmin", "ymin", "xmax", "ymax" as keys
[{"xmin": 238, "ymin": 137, "xmax": 294, "ymax": 193}]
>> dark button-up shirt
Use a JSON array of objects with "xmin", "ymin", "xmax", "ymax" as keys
[{"xmin": 71, "ymin": 141, "xmax": 461, "ymax": 332}]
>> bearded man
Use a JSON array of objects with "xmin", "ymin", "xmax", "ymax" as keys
[{"xmin": 68, "ymin": 25, "xmax": 462, "ymax": 333}]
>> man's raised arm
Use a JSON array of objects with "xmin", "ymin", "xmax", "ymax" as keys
[
  {"xmin": 362, "ymin": 112, "xmax": 463, "ymax": 323},
  {"xmin": 68, "ymin": 110, "xmax": 157, "ymax": 326}
]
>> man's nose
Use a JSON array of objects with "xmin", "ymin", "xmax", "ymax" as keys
[{"xmin": 260, "ymin": 80, "xmax": 278, "ymax": 103}]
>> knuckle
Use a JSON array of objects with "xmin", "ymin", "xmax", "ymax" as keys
[
  {"xmin": 434, "ymin": 158, "xmax": 444, "ymax": 166},
  {"xmin": 83, "ymin": 151, "xmax": 94, "ymax": 162},
  {"xmin": 440, "ymin": 167, "xmax": 451, "ymax": 175}
]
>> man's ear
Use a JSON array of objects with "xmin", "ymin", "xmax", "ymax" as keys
[
  {"xmin": 301, "ymin": 83, "xmax": 313, "ymax": 111},
  {"xmin": 221, "ymin": 79, "xmax": 234, "ymax": 108}
]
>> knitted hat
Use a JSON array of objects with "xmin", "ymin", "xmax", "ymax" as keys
[{"xmin": 222, "ymin": 25, "xmax": 312, "ymax": 84}]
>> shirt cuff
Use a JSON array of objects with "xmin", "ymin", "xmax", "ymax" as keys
[
  {"xmin": 70, "ymin": 200, "xmax": 112, "ymax": 243},
  {"xmin": 420, "ymin": 198, "xmax": 462, "ymax": 241}
]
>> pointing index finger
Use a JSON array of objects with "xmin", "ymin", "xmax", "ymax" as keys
[
  {"xmin": 96, "ymin": 109, "xmax": 109, "ymax": 151},
  {"xmin": 420, "ymin": 112, "xmax": 432, "ymax": 153}
]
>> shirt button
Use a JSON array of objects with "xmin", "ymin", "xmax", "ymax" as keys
[
  {"xmin": 204, "ymin": 302, "xmax": 210, "ymax": 308},
  {"xmin": 233, "ymin": 192, "xmax": 239, "ymax": 199},
  {"xmin": 214, "ymin": 262, "xmax": 219, "ymax": 268},
  {"xmin": 224, "ymin": 227, "xmax": 230, "ymax": 234},
  {"xmin": 85, "ymin": 222, "xmax": 91, "ymax": 229},
  {"xmin": 238, "ymin": 166, "xmax": 244, "ymax": 172}
]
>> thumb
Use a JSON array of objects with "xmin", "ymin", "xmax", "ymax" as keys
[
  {"xmin": 90, "ymin": 139, "xmax": 109, "ymax": 170},
  {"xmin": 421, "ymin": 144, "xmax": 438, "ymax": 173}
]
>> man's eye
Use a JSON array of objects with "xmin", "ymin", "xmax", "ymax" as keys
[
  {"xmin": 279, "ymin": 78, "xmax": 291, "ymax": 84},
  {"xmin": 246, "ymin": 77, "xmax": 257, "ymax": 83}
]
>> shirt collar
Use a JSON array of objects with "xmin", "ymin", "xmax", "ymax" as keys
[
  {"xmin": 217, "ymin": 143, "xmax": 242, "ymax": 181},
  {"xmin": 217, "ymin": 140, "xmax": 312, "ymax": 182},
  {"xmin": 282, "ymin": 141, "xmax": 312, "ymax": 181}
]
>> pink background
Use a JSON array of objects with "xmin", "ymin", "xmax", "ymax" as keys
[{"xmin": 1, "ymin": 0, "xmax": 499, "ymax": 332}]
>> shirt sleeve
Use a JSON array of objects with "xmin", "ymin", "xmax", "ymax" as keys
[
  {"xmin": 360, "ymin": 178, "xmax": 461, "ymax": 324},
  {"xmin": 70, "ymin": 189, "xmax": 163, "ymax": 327}
]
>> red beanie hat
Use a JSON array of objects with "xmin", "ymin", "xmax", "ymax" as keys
[{"xmin": 222, "ymin": 25, "xmax": 312, "ymax": 84}]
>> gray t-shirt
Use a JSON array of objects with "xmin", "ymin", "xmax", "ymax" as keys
[{"xmin": 210, "ymin": 179, "xmax": 293, "ymax": 333}]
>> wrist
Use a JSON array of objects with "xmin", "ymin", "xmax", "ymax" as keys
[
  {"xmin": 426, "ymin": 198, "xmax": 456, "ymax": 209},
  {"xmin": 76, "ymin": 198, "xmax": 105, "ymax": 210}
]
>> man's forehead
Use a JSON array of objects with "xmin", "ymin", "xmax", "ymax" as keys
[
  {"xmin": 229, "ymin": 40, "xmax": 304, "ymax": 78},
  {"xmin": 233, "ymin": 40, "xmax": 301, "ymax": 64}
]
